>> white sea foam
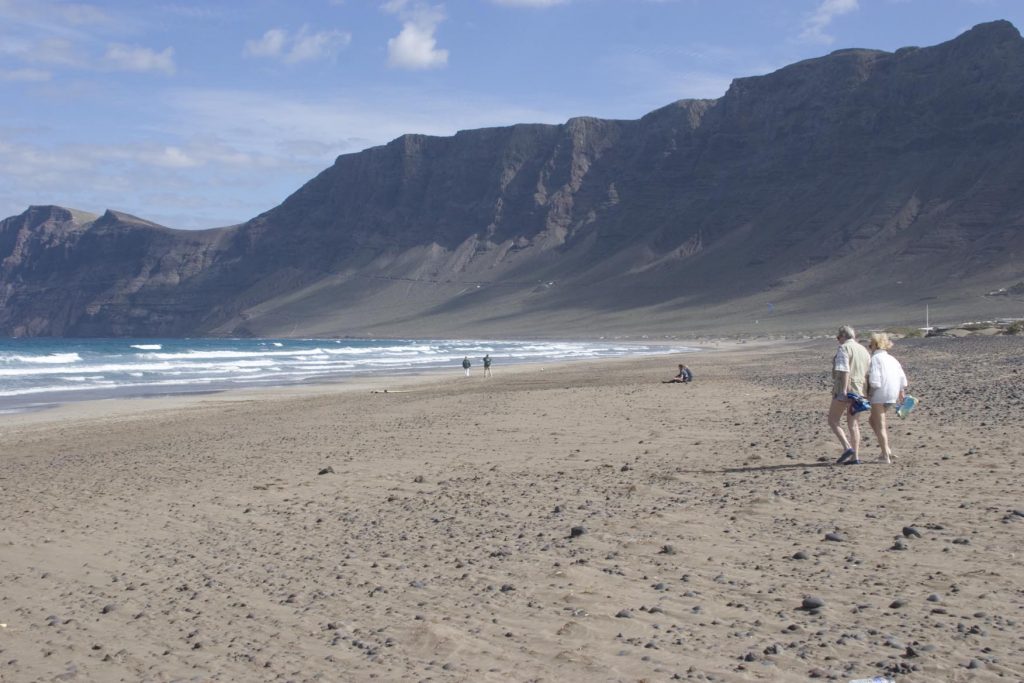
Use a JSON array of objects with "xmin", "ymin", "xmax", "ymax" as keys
[
  {"xmin": 141, "ymin": 348, "xmax": 330, "ymax": 360},
  {"xmin": 0, "ymin": 358, "xmax": 289, "ymax": 378},
  {"xmin": 0, "ymin": 338, "xmax": 697, "ymax": 411},
  {"xmin": 0, "ymin": 379, "xmax": 194, "ymax": 398},
  {"xmin": 6, "ymin": 353, "xmax": 83, "ymax": 364},
  {"xmin": 322, "ymin": 344, "xmax": 437, "ymax": 356},
  {"xmin": 0, "ymin": 362, "xmax": 174, "ymax": 377}
]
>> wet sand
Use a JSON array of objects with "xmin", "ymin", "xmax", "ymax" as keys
[{"xmin": 1, "ymin": 335, "xmax": 1022, "ymax": 682}]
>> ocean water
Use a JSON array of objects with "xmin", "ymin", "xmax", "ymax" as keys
[{"xmin": 0, "ymin": 338, "xmax": 693, "ymax": 414}]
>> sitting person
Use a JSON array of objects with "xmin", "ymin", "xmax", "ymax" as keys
[{"xmin": 664, "ymin": 364, "xmax": 693, "ymax": 383}]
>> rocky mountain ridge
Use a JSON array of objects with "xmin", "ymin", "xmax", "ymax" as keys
[{"xmin": 2, "ymin": 21, "xmax": 1022, "ymax": 338}]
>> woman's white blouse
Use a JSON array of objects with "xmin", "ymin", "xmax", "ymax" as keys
[{"xmin": 868, "ymin": 350, "xmax": 908, "ymax": 404}]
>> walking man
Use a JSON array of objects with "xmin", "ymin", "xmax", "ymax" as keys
[
  {"xmin": 483, "ymin": 354, "xmax": 492, "ymax": 378},
  {"xmin": 829, "ymin": 325, "xmax": 871, "ymax": 464}
]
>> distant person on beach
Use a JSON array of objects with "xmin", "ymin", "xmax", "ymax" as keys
[
  {"xmin": 663, "ymin": 364, "xmax": 693, "ymax": 383},
  {"xmin": 483, "ymin": 354, "xmax": 492, "ymax": 378},
  {"xmin": 866, "ymin": 332, "xmax": 908, "ymax": 465},
  {"xmin": 462, "ymin": 356, "xmax": 471, "ymax": 376},
  {"xmin": 830, "ymin": 325, "xmax": 871, "ymax": 465}
]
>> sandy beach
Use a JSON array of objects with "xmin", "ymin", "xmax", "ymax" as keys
[{"xmin": 1, "ymin": 335, "xmax": 1022, "ymax": 682}]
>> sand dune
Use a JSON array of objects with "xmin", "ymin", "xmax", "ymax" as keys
[{"xmin": 1, "ymin": 335, "xmax": 1022, "ymax": 681}]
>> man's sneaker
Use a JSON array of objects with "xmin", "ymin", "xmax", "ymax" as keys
[{"xmin": 836, "ymin": 448, "xmax": 855, "ymax": 465}]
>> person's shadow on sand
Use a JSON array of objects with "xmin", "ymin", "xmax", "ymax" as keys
[
  {"xmin": 720, "ymin": 462, "xmax": 833, "ymax": 473},
  {"xmin": 681, "ymin": 461, "xmax": 867, "ymax": 474}
]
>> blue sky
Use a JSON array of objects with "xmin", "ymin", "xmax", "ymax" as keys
[{"xmin": 2, "ymin": 0, "xmax": 1023, "ymax": 229}]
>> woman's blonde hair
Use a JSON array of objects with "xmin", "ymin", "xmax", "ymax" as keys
[{"xmin": 869, "ymin": 332, "xmax": 893, "ymax": 351}]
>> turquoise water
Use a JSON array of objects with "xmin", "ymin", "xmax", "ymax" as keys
[{"xmin": 0, "ymin": 337, "xmax": 693, "ymax": 413}]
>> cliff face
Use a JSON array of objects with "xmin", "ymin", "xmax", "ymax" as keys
[
  {"xmin": 2, "ymin": 21, "xmax": 1023, "ymax": 337},
  {"xmin": 0, "ymin": 207, "xmax": 234, "ymax": 336}
]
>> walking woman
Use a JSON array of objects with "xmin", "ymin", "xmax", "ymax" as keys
[{"xmin": 866, "ymin": 332, "xmax": 908, "ymax": 464}]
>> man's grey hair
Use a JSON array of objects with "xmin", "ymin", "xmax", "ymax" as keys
[{"xmin": 837, "ymin": 325, "xmax": 856, "ymax": 340}]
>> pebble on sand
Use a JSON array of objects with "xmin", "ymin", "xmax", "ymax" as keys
[{"xmin": 800, "ymin": 596, "xmax": 825, "ymax": 611}]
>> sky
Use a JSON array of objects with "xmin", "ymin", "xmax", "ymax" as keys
[{"xmin": 2, "ymin": 0, "xmax": 1023, "ymax": 229}]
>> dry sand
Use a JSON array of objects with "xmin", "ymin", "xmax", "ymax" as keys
[{"xmin": 1, "ymin": 335, "xmax": 1022, "ymax": 682}]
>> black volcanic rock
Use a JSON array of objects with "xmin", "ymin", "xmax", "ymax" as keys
[{"xmin": 2, "ymin": 21, "xmax": 1024, "ymax": 337}]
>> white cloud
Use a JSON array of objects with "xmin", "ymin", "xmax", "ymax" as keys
[
  {"xmin": 0, "ymin": 1, "xmax": 162, "ymax": 79},
  {"xmin": 244, "ymin": 29, "xmax": 288, "ymax": 58},
  {"xmin": 0, "ymin": 67, "xmax": 51, "ymax": 81},
  {"xmin": 244, "ymin": 26, "xmax": 351, "ymax": 64},
  {"xmin": 0, "ymin": 138, "xmax": 252, "ymax": 178},
  {"xmin": 800, "ymin": 0, "xmax": 859, "ymax": 44},
  {"xmin": 1, "ymin": 34, "xmax": 175, "ymax": 75},
  {"xmin": 0, "ymin": 0, "xmax": 132, "ymax": 55},
  {"xmin": 387, "ymin": 20, "xmax": 448, "ymax": 69},
  {"xmin": 0, "ymin": 0, "xmax": 113, "ymax": 28},
  {"xmin": 103, "ymin": 43, "xmax": 176, "ymax": 74},
  {"xmin": 143, "ymin": 146, "xmax": 200, "ymax": 168},
  {"xmin": 286, "ymin": 27, "xmax": 352, "ymax": 63},
  {"xmin": 3, "ymin": 37, "xmax": 85, "ymax": 67},
  {"xmin": 382, "ymin": 2, "xmax": 448, "ymax": 69},
  {"xmin": 56, "ymin": 3, "xmax": 111, "ymax": 26},
  {"xmin": 491, "ymin": 0, "xmax": 568, "ymax": 6},
  {"xmin": 159, "ymin": 4, "xmax": 223, "ymax": 19}
]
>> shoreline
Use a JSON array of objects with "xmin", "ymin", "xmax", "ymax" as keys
[
  {"xmin": 0, "ymin": 337, "xmax": 715, "ymax": 420},
  {"xmin": 0, "ymin": 338, "xmax": 743, "ymax": 424},
  {"xmin": 2, "ymin": 335, "xmax": 1020, "ymax": 681}
]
